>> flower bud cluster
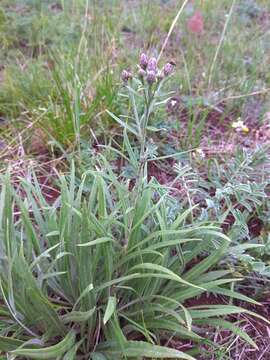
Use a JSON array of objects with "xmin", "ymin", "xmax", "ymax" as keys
[{"xmin": 121, "ymin": 53, "xmax": 175, "ymax": 85}]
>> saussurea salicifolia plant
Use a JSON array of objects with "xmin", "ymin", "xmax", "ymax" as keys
[
  {"xmin": 113, "ymin": 54, "xmax": 175, "ymax": 183},
  {"xmin": 0, "ymin": 53, "xmax": 267, "ymax": 360}
]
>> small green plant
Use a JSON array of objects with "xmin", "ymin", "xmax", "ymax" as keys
[
  {"xmin": 109, "ymin": 54, "xmax": 176, "ymax": 182},
  {"xmin": 0, "ymin": 53, "xmax": 266, "ymax": 359},
  {"xmin": 198, "ymin": 147, "xmax": 270, "ymax": 276},
  {"xmin": 171, "ymin": 144, "xmax": 270, "ymax": 299}
]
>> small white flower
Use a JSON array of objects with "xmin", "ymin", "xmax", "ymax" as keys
[
  {"xmin": 232, "ymin": 118, "xmax": 249, "ymax": 133},
  {"xmin": 196, "ymin": 148, "xmax": 205, "ymax": 159}
]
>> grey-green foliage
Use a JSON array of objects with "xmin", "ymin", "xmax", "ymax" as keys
[
  {"xmin": 0, "ymin": 162, "xmax": 262, "ymax": 359},
  {"xmin": 175, "ymin": 145, "xmax": 270, "ymax": 277}
]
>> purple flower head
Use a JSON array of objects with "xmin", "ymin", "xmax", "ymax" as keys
[
  {"xmin": 146, "ymin": 70, "xmax": 156, "ymax": 84},
  {"xmin": 121, "ymin": 69, "xmax": 132, "ymax": 82},
  {"xmin": 139, "ymin": 53, "xmax": 148, "ymax": 69},
  {"xmin": 163, "ymin": 62, "xmax": 174, "ymax": 76},
  {"xmin": 138, "ymin": 67, "xmax": 146, "ymax": 79},
  {"xmin": 147, "ymin": 57, "xmax": 157, "ymax": 73}
]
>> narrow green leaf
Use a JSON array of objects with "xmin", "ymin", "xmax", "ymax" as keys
[
  {"xmin": 131, "ymin": 263, "xmax": 205, "ymax": 290},
  {"xmin": 100, "ymin": 340, "xmax": 196, "ymax": 359},
  {"xmin": 123, "ymin": 129, "xmax": 138, "ymax": 169},
  {"xmin": 106, "ymin": 110, "xmax": 138, "ymax": 136},
  {"xmin": 189, "ymin": 305, "xmax": 244, "ymax": 319},
  {"xmin": 194, "ymin": 318, "xmax": 258, "ymax": 349},
  {"xmin": 212, "ymin": 286, "xmax": 261, "ymax": 305},
  {"xmin": 146, "ymin": 319, "xmax": 201, "ymax": 340},
  {"xmin": 73, "ymin": 283, "xmax": 94, "ymax": 309},
  {"xmin": 11, "ymin": 331, "xmax": 75, "ymax": 359},
  {"xmin": 62, "ymin": 307, "xmax": 96, "ymax": 324},
  {"xmin": 183, "ymin": 241, "xmax": 228, "ymax": 282},
  {"xmin": 0, "ymin": 336, "xmax": 24, "ymax": 352},
  {"xmin": 77, "ymin": 237, "xmax": 113, "ymax": 247},
  {"xmin": 91, "ymin": 353, "xmax": 108, "ymax": 360},
  {"xmin": 46, "ymin": 231, "xmax": 60, "ymax": 237},
  {"xmin": 103, "ymin": 296, "xmax": 116, "ymax": 325}
]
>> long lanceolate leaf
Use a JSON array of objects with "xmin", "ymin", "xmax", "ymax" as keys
[
  {"xmin": 0, "ymin": 336, "xmax": 24, "ymax": 352},
  {"xmin": 11, "ymin": 331, "xmax": 76, "ymax": 359},
  {"xmin": 106, "ymin": 110, "xmax": 138, "ymax": 136},
  {"xmin": 103, "ymin": 297, "xmax": 117, "ymax": 325},
  {"xmin": 194, "ymin": 319, "xmax": 258, "ymax": 349},
  {"xmin": 98, "ymin": 340, "xmax": 196, "ymax": 359},
  {"xmin": 62, "ymin": 307, "xmax": 96, "ymax": 324},
  {"xmin": 130, "ymin": 263, "xmax": 205, "ymax": 290}
]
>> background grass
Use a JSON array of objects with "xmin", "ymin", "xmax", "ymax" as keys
[{"xmin": 0, "ymin": 0, "xmax": 269, "ymax": 150}]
